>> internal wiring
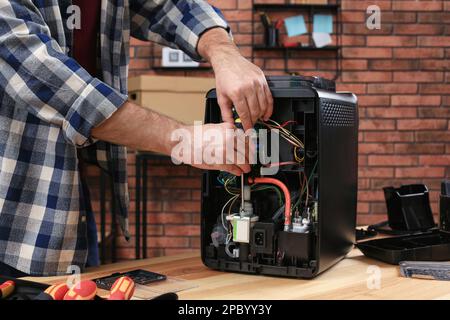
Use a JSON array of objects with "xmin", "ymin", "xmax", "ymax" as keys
[
  {"xmin": 249, "ymin": 177, "xmax": 292, "ymax": 230},
  {"xmin": 221, "ymin": 194, "xmax": 239, "ymax": 231},
  {"xmin": 293, "ymin": 160, "xmax": 318, "ymax": 212}
]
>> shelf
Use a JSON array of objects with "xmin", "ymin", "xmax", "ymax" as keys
[
  {"xmin": 253, "ymin": 45, "xmax": 339, "ymax": 51},
  {"xmin": 253, "ymin": 3, "xmax": 339, "ymax": 12},
  {"xmin": 152, "ymin": 66, "xmax": 211, "ymax": 71}
]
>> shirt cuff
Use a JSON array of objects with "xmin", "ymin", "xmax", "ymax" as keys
[
  {"xmin": 180, "ymin": 7, "xmax": 232, "ymax": 62},
  {"xmin": 63, "ymin": 78, "xmax": 128, "ymax": 147}
]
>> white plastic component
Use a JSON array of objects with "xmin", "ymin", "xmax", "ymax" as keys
[
  {"xmin": 162, "ymin": 47, "xmax": 199, "ymax": 68},
  {"xmin": 232, "ymin": 215, "xmax": 259, "ymax": 243},
  {"xmin": 243, "ymin": 186, "xmax": 252, "ymax": 201}
]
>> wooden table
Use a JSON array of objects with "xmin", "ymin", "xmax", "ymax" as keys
[{"xmin": 22, "ymin": 248, "xmax": 450, "ymax": 300}]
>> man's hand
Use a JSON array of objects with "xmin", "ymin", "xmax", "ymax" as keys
[
  {"xmin": 92, "ymin": 102, "xmax": 251, "ymax": 176},
  {"xmin": 181, "ymin": 123, "xmax": 251, "ymax": 176},
  {"xmin": 198, "ymin": 28, "xmax": 273, "ymax": 131}
]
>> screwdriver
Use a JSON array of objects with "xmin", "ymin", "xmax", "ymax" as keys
[{"xmin": 0, "ymin": 280, "xmax": 15, "ymax": 299}]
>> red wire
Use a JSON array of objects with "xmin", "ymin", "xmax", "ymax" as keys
[
  {"xmin": 264, "ymin": 161, "xmax": 297, "ymax": 168},
  {"xmin": 248, "ymin": 177, "xmax": 291, "ymax": 229},
  {"xmin": 279, "ymin": 120, "xmax": 297, "ymax": 128}
]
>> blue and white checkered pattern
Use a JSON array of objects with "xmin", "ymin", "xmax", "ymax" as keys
[{"xmin": 0, "ymin": 0, "xmax": 229, "ymax": 276}]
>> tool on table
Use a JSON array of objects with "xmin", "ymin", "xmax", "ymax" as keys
[
  {"xmin": 63, "ymin": 280, "xmax": 97, "ymax": 300},
  {"xmin": 108, "ymin": 276, "xmax": 135, "ymax": 300},
  {"xmin": 34, "ymin": 283, "xmax": 70, "ymax": 300},
  {"xmin": 94, "ymin": 269, "xmax": 166, "ymax": 290},
  {"xmin": 400, "ymin": 261, "xmax": 450, "ymax": 281},
  {"xmin": 358, "ymin": 180, "xmax": 450, "ymax": 265},
  {"xmin": 0, "ymin": 280, "xmax": 15, "ymax": 299}
]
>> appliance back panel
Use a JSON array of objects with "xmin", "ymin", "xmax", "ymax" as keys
[{"xmin": 201, "ymin": 77, "xmax": 358, "ymax": 278}]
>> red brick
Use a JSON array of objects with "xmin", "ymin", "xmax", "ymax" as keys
[
  {"xmin": 394, "ymin": 24, "xmax": 444, "ymax": 35},
  {"xmin": 358, "ymin": 178, "xmax": 371, "ymax": 189},
  {"xmin": 208, "ymin": 0, "xmax": 237, "ymax": 9},
  {"xmin": 382, "ymin": 12, "xmax": 417, "ymax": 23},
  {"xmin": 343, "ymin": 48, "xmax": 392, "ymax": 59},
  {"xmin": 358, "ymin": 190, "xmax": 386, "ymax": 201},
  {"xmin": 336, "ymin": 83, "xmax": 367, "ymax": 94},
  {"xmin": 419, "ymin": 83, "xmax": 450, "ymax": 94},
  {"xmin": 368, "ymin": 59, "xmax": 419, "ymax": 71},
  {"xmin": 394, "ymin": 143, "xmax": 445, "ymax": 154},
  {"xmin": 419, "ymin": 59, "xmax": 450, "ymax": 70},
  {"xmin": 397, "ymin": 119, "xmax": 447, "ymax": 130},
  {"xmin": 341, "ymin": 11, "xmax": 366, "ymax": 23},
  {"xmin": 368, "ymin": 155, "xmax": 417, "ymax": 166},
  {"xmin": 418, "ymin": 12, "xmax": 450, "ymax": 23},
  {"xmin": 357, "ymin": 202, "xmax": 370, "ymax": 214},
  {"xmin": 418, "ymin": 36, "xmax": 450, "ymax": 47},
  {"xmin": 391, "ymin": 95, "xmax": 441, "ymax": 106},
  {"xmin": 148, "ymin": 237, "xmax": 190, "ymax": 248},
  {"xmin": 358, "ymin": 95, "xmax": 390, "ymax": 106},
  {"xmin": 223, "ymin": 10, "xmax": 252, "ymax": 21},
  {"xmin": 341, "ymin": 36, "xmax": 366, "ymax": 46},
  {"xmin": 393, "ymin": 72, "xmax": 444, "ymax": 83},
  {"xmin": 148, "ymin": 213, "xmax": 192, "ymax": 224},
  {"xmin": 342, "ymin": 1, "xmax": 392, "ymax": 10},
  {"xmin": 129, "ymin": 59, "xmax": 151, "ymax": 70},
  {"xmin": 360, "ymin": 119, "xmax": 395, "ymax": 130},
  {"xmin": 359, "ymin": 155, "xmax": 368, "ymax": 166},
  {"xmin": 418, "ymin": 108, "xmax": 450, "ymax": 118},
  {"xmin": 162, "ymin": 201, "xmax": 200, "ymax": 213},
  {"xmin": 237, "ymin": 0, "xmax": 252, "ymax": 9},
  {"xmin": 395, "ymin": 167, "xmax": 445, "ymax": 178},
  {"xmin": 357, "ymin": 214, "xmax": 388, "ymax": 226},
  {"xmin": 358, "ymin": 167, "xmax": 394, "ymax": 178},
  {"xmin": 368, "ymin": 83, "xmax": 417, "ymax": 94},
  {"xmin": 394, "ymin": 48, "xmax": 444, "ymax": 59},
  {"xmin": 359, "ymin": 143, "xmax": 394, "ymax": 154},
  {"xmin": 287, "ymin": 59, "xmax": 317, "ymax": 70},
  {"xmin": 344, "ymin": 23, "xmax": 394, "ymax": 35},
  {"xmin": 367, "ymin": 36, "xmax": 416, "ymax": 47},
  {"xmin": 165, "ymin": 248, "xmax": 197, "ymax": 256},
  {"xmin": 341, "ymin": 60, "xmax": 368, "ymax": 70},
  {"xmin": 366, "ymin": 107, "xmax": 417, "ymax": 118},
  {"xmin": 165, "ymin": 225, "xmax": 200, "ymax": 236},
  {"xmin": 364, "ymin": 131, "xmax": 414, "ymax": 142},
  {"xmin": 342, "ymin": 72, "xmax": 392, "ymax": 83},
  {"xmin": 416, "ymin": 131, "xmax": 450, "ymax": 142},
  {"xmin": 265, "ymin": 59, "xmax": 285, "ymax": 70},
  {"xmin": 419, "ymin": 155, "xmax": 450, "ymax": 166},
  {"xmin": 393, "ymin": 1, "xmax": 442, "ymax": 11}
]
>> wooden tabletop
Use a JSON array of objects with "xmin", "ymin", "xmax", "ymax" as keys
[{"xmin": 22, "ymin": 248, "xmax": 450, "ymax": 300}]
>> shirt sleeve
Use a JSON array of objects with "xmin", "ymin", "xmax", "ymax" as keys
[
  {"xmin": 0, "ymin": 1, "xmax": 128, "ymax": 147},
  {"xmin": 129, "ymin": 0, "xmax": 231, "ymax": 61}
]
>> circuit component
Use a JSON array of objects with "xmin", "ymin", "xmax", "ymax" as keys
[{"xmin": 230, "ymin": 215, "xmax": 259, "ymax": 243}]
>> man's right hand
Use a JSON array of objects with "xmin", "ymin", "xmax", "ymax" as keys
[
  {"xmin": 93, "ymin": 102, "xmax": 252, "ymax": 176},
  {"xmin": 172, "ymin": 123, "xmax": 252, "ymax": 176}
]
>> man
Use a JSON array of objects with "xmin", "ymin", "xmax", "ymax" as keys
[{"xmin": 0, "ymin": 0, "xmax": 273, "ymax": 277}]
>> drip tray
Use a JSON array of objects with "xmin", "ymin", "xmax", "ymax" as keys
[{"xmin": 356, "ymin": 230, "xmax": 450, "ymax": 264}]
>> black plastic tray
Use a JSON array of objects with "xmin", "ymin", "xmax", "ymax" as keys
[{"xmin": 356, "ymin": 230, "xmax": 450, "ymax": 264}]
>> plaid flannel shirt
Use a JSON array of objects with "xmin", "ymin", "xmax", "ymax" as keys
[{"xmin": 0, "ymin": 0, "xmax": 228, "ymax": 276}]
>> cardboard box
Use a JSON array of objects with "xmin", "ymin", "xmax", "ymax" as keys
[{"xmin": 128, "ymin": 75, "xmax": 215, "ymax": 125}]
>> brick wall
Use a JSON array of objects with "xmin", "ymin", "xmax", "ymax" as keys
[{"xmin": 93, "ymin": 0, "xmax": 450, "ymax": 260}]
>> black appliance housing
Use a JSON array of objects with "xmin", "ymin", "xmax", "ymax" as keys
[{"xmin": 201, "ymin": 76, "xmax": 358, "ymax": 278}]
